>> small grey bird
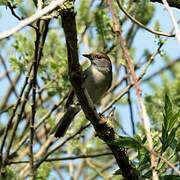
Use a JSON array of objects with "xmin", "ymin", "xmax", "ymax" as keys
[{"xmin": 54, "ymin": 52, "xmax": 112, "ymax": 137}]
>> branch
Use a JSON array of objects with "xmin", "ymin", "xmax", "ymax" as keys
[
  {"xmin": 116, "ymin": 1, "xmax": 175, "ymax": 37},
  {"xmin": 59, "ymin": 3, "xmax": 140, "ymax": 180},
  {"xmin": 13, "ymin": 95, "xmax": 67, "ymax": 155},
  {"xmin": 142, "ymin": 58, "xmax": 180, "ymax": 82},
  {"xmin": 124, "ymin": 67, "xmax": 136, "ymax": 135},
  {"xmin": 8, "ymin": 152, "xmax": 113, "ymax": 164},
  {"xmin": 161, "ymin": 0, "xmax": 180, "ymax": 44},
  {"xmin": 0, "ymin": 55, "xmax": 19, "ymax": 98},
  {"xmin": 0, "ymin": 0, "xmax": 66, "ymax": 39},
  {"xmin": 35, "ymin": 124, "xmax": 90, "ymax": 169},
  {"xmin": 112, "ymin": 1, "xmax": 159, "ymax": 179},
  {"xmin": 29, "ymin": 20, "xmax": 41, "ymax": 180},
  {"xmin": 0, "ymin": 64, "xmax": 32, "ymax": 164},
  {"xmin": 7, "ymin": 2, "xmax": 36, "ymax": 30},
  {"xmin": 150, "ymin": 0, "xmax": 180, "ymax": 9},
  {"xmin": 0, "ymin": 21, "xmax": 49, "ymax": 174},
  {"xmin": 0, "ymin": 72, "xmax": 21, "ymax": 110},
  {"xmin": 0, "ymin": 69, "xmax": 13, "ymax": 81}
]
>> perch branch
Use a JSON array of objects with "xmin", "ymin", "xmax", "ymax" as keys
[{"xmin": 59, "ymin": 4, "xmax": 140, "ymax": 179}]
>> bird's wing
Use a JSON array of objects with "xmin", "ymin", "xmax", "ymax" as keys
[
  {"xmin": 65, "ymin": 70, "xmax": 88, "ymax": 108},
  {"xmin": 107, "ymin": 71, "xmax": 112, "ymax": 90},
  {"xmin": 83, "ymin": 68, "xmax": 89, "ymax": 81}
]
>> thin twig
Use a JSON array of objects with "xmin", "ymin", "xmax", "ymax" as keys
[
  {"xmin": 19, "ymin": 123, "xmax": 89, "ymax": 178},
  {"xmin": 13, "ymin": 94, "xmax": 67, "ymax": 154},
  {"xmin": 5, "ymin": 78, "xmax": 33, "ymax": 160},
  {"xmin": 0, "ymin": 55, "xmax": 18, "ymax": 97},
  {"xmin": 0, "ymin": 69, "xmax": 13, "ymax": 81},
  {"xmin": 7, "ymin": 2, "xmax": 21, "ymax": 21},
  {"xmin": 161, "ymin": 0, "xmax": 180, "ymax": 44},
  {"xmin": 102, "ymin": 83, "xmax": 133, "ymax": 114},
  {"xmin": 8, "ymin": 152, "xmax": 113, "ymax": 164},
  {"xmin": 116, "ymin": 0, "xmax": 175, "ymax": 37},
  {"xmin": 124, "ymin": 67, "xmax": 135, "ymax": 135},
  {"xmin": 142, "ymin": 58, "xmax": 180, "ymax": 82},
  {"xmin": 88, "ymin": 159, "xmax": 115, "ymax": 180},
  {"xmin": 0, "ymin": 105, "xmax": 14, "ymax": 115},
  {"xmin": 109, "ymin": 1, "xmax": 159, "ymax": 179},
  {"xmin": 157, "ymin": 153, "xmax": 180, "ymax": 175},
  {"xmin": 35, "ymin": 124, "xmax": 91, "ymax": 168},
  {"xmin": 7, "ymin": 2, "xmax": 37, "ymax": 30},
  {"xmin": 0, "ymin": 64, "xmax": 32, "ymax": 160},
  {"xmin": 0, "ymin": 73, "xmax": 21, "ymax": 110},
  {"xmin": 3, "ymin": 20, "xmax": 49, "ymax": 167}
]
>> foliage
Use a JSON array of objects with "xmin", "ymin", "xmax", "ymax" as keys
[
  {"xmin": 112, "ymin": 94, "xmax": 180, "ymax": 178},
  {"xmin": 10, "ymin": 33, "xmax": 34, "ymax": 72},
  {"xmin": 161, "ymin": 94, "xmax": 180, "ymax": 153},
  {"xmin": 0, "ymin": 0, "xmax": 179, "ymax": 179},
  {"xmin": 95, "ymin": 8, "xmax": 113, "ymax": 50},
  {"xmin": 36, "ymin": 162, "xmax": 52, "ymax": 179},
  {"xmin": 0, "ymin": 167, "xmax": 21, "ymax": 180}
]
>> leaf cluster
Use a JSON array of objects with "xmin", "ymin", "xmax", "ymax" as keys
[{"xmin": 111, "ymin": 94, "xmax": 180, "ymax": 178}]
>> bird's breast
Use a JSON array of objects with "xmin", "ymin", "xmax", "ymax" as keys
[{"xmin": 84, "ymin": 66, "xmax": 111, "ymax": 103}]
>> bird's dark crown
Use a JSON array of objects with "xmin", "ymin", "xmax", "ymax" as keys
[{"xmin": 83, "ymin": 52, "xmax": 111, "ymax": 63}]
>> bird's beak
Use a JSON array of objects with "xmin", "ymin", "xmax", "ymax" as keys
[{"xmin": 83, "ymin": 54, "xmax": 92, "ymax": 60}]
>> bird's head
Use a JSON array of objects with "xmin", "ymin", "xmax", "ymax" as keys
[{"xmin": 83, "ymin": 52, "xmax": 112, "ymax": 70}]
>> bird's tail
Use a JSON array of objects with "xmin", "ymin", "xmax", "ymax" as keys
[{"xmin": 53, "ymin": 105, "xmax": 80, "ymax": 138}]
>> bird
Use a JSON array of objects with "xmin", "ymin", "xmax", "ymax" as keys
[{"xmin": 54, "ymin": 52, "xmax": 112, "ymax": 138}]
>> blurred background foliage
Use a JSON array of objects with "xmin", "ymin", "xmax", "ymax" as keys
[{"xmin": 0, "ymin": 0, "xmax": 179, "ymax": 179}]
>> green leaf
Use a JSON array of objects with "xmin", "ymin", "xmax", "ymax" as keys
[
  {"xmin": 164, "ymin": 94, "xmax": 173, "ymax": 130},
  {"xmin": 138, "ymin": 148, "xmax": 150, "ymax": 170},
  {"xmin": 36, "ymin": 162, "xmax": 52, "ymax": 179},
  {"xmin": 110, "ymin": 136, "xmax": 143, "ymax": 149},
  {"xmin": 160, "ymin": 175, "xmax": 180, "ymax": 180},
  {"xmin": 161, "ymin": 94, "xmax": 180, "ymax": 153},
  {"xmin": 95, "ymin": 8, "xmax": 113, "ymax": 49},
  {"xmin": 168, "ymin": 111, "xmax": 180, "ymax": 131}
]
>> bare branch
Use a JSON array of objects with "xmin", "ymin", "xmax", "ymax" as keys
[
  {"xmin": 0, "ymin": 64, "xmax": 32, "ymax": 161},
  {"xmin": 143, "ymin": 58, "xmax": 180, "ymax": 82},
  {"xmin": 35, "ymin": 124, "xmax": 91, "ymax": 169},
  {"xmin": 8, "ymin": 152, "xmax": 113, "ymax": 164},
  {"xmin": 116, "ymin": 1, "xmax": 175, "ymax": 37},
  {"xmin": 0, "ymin": 55, "xmax": 19, "ymax": 98},
  {"xmin": 111, "ymin": 1, "xmax": 159, "ymax": 179},
  {"xmin": 0, "ymin": 0, "xmax": 66, "ymax": 39},
  {"xmin": 13, "ymin": 95, "xmax": 67, "ymax": 155},
  {"xmin": 161, "ymin": 0, "xmax": 180, "ymax": 44}
]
